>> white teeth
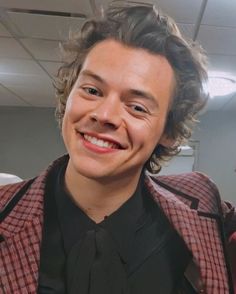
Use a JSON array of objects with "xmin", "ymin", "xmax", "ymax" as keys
[{"xmin": 84, "ymin": 134, "xmax": 118, "ymax": 149}]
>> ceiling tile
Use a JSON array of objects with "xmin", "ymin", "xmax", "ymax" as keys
[
  {"xmin": 20, "ymin": 38, "xmax": 60, "ymax": 61},
  {"xmin": 0, "ymin": 72, "xmax": 50, "ymax": 87},
  {"xmin": 0, "ymin": 37, "xmax": 31, "ymax": 59},
  {"xmin": 222, "ymin": 93, "xmax": 236, "ymax": 111},
  {"xmin": 155, "ymin": 0, "xmax": 202, "ymax": 24},
  {"xmin": 8, "ymin": 86, "xmax": 55, "ymax": 107},
  {"xmin": 0, "ymin": 58, "xmax": 46, "ymax": 76},
  {"xmin": 39, "ymin": 61, "xmax": 62, "ymax": 77},
  {"xmin": 197, "ymin": 25, "xmax": 236, "ymax": 55},
  {"xmin": 0, "ymin": 84, "xmax": 29, "ymax": 106},
  {"xmin": 0, "ymin": 0, "xmax": 93, "ymax": 16},
  {"xmin": 206, "ymin": 94, "xmax": 234, "ymax": 111},
  {"xmin": 7, "ymin": 12, "xmax": 85, "ymax": 40},
  {"xmin": 0, "ymin": 23, "xmax": 11, "ymax": 36},
  {"xmin": 101, "ymin": 0, "xmax": 201, "ymax": 24},
  {"xmin": 0, "ymin": 0, "xmax": 235, "ymax": 111},
  {"xmin": 177, "ymin": 23, "xmax": 195, "ymax": 40},
  {"xmin": 5, "ymin": 77, "xmax": 55, "ymax": 107},
  {"xmin": 207, "ymin": 54, "xmax": 236, "ymax": 77},
  {"xmin": 202, "ymin": 0, "xmax": 236, "ymax": 27},
  {"xmin": 0, "ymin": 70, "xmax": 52, "ymax": 94},
  {"xmin": 0, "ymin": 59, "xmax": 52, "ymax": 105}
]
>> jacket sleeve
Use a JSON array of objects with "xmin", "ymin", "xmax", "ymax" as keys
[{"xmin": 223, "ymin": 201, "xmax": 236, "ymax": 292}]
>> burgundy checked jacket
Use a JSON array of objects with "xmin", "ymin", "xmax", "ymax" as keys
[{"xmin": 0, "ymin": 156, "xmax": 235, "ymax": 293}]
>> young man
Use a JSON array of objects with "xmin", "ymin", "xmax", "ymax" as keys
[{"xmin": 0, "ymin": 2, "xmax": 235, "ymax": 293}]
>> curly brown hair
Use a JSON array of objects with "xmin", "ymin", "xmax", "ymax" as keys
[{"xmin": 55, "ymin": 1, "xmax": 208, "ymax": 173}]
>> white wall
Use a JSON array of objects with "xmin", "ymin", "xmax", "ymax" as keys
[
  {"xmin": 0, "ymin": 107, "xmax": 66, "ymax": 179},
  {"xmin": 193, "ymin": 110, "xmax": 236, "ymax": 204},
  {"xmin": 0, "ymin": 106, "xmax": 235, "ymax": 204}
]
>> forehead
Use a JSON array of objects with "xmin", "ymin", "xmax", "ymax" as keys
[
  {"xmin": 82, "ymin": 39, "xmax": 174, "ymax": 79},
  {"xmin": 79, "ymin": 39, "xmax": 175, "ymax": 104}
]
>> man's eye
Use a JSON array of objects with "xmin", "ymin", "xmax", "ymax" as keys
[
  {"xmin": 83, "ymin": 87, "xmax": 100, "ymax": 96},
  {"xmin": 130, "ymin": 104, "xmax": 147, "ymax": 113}
]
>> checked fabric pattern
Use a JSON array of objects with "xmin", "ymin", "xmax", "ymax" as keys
[
  {"xmin": 0, "ymin": 170, "xmax": 46, "ymax": 293},
  {"xmin": 0, "ymin": 155, "xmax": 235, "ymax": 293},
  {"xmin": 146, "ymin": 171, "xmax": 232, "ymax": 293}
]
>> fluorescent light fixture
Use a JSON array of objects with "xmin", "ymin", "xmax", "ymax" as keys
[{"xmin": 204, "ymin": 71, "xmax": 236, "ymax": 98}]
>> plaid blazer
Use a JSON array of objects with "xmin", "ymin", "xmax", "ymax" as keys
[{"xmin": 0, "ymin": 156, "xmax": 235, "ymax": 293}]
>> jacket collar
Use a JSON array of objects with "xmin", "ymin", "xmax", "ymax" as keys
[{"xmin": 145, "ymin": 173, "xmax": 230, "ymax": 293}]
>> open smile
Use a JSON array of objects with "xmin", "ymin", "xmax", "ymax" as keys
[
  {"xmin": 79, "ymin": 132, "xmax": 125, "ymax": 150},
  {"xmin": 84, "ymin": 134, "xmax": 120, "ymax": 149}
]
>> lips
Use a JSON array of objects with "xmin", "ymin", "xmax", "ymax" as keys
[{"xmin": 79, "ymin": 132, "xmax": 124, "ymax": 150}]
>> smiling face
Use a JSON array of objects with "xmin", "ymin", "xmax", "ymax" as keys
[{"xmin": 62, "ymin": 39, "xmax": 175, "ymax": 183}]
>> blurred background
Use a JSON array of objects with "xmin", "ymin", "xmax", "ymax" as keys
[{"xmin": 0, "ymin": 0, "xmax": 235, "ymax": 203}]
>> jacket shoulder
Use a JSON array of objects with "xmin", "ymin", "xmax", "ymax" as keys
[
  {"xmin": 0, "ymin": 180, "xmax": 30, "ymax": 209},
  {"xmin": 150, "ymin": 171, "xmax": 222, "ymax": 214}
]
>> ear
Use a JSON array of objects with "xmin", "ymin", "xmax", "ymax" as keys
[{"xmin": 159, "ymin": 133, "xmax": 176, "ymax": 148}]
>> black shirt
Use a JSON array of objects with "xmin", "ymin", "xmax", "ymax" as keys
[{"xmin": 38, "ymin": 161, "xmax": 192, "ymax": 294}]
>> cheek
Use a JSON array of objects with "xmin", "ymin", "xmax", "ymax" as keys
[
  {"xmin": 61, "ymin": 101, "xmax": 77, "ymax": 143},
  {"xmin": 129, "ymin": 121, "xmax": 164, "ymax": 152},
  {"xmin": 63, "ymin": 98, "xmax": 82, "ymax": 124},
  {"xmin": 61, "ymin": 113, "xmax": 69, "ymax": 146}
]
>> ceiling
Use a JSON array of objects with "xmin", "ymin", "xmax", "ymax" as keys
[{"xmin": 0, "ymin": 0, "xmax": 236, "ymax": 110}]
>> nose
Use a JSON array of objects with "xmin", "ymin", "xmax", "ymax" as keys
[{"xmin": 90, "ymin": 95, "xmax": 122, "ymax": 129}]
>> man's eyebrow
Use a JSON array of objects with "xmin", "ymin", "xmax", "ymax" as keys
[
  {"xmin": 80, "ymin": 69, "xmax": 158, "ymax": 106},
  {"xmin": 79, "ymin": 69, "xmax": 105, "ymax": 84},
  {"xmin": 129, "ymin": 89, "xmax": 159, "ymax": 106}
]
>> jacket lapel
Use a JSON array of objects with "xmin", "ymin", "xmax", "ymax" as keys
[
  {"xmin": 0, "ymin": 156, "xmax": 70, "ymax": 293},
  {"xmin": 0, "ymin": 169, "xmax": 46, "ymax": 293},
  {"xmin": 145, "ymin": 174, "xmax": 230, "ymax": 293}
]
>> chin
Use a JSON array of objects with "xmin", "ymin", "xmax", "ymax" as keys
[{"xmin": 72, "ymin": 163, "xmax": 112, "ymax": 181}]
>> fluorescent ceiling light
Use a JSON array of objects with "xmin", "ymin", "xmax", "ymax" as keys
[{"xmin": 205, "ymin": 71, "xmax": 236, "ymax": 98}]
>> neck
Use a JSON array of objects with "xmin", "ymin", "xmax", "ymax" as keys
[{"xmin": 64, "ymin": 162, "xmax": 142, "ymax": 223}]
